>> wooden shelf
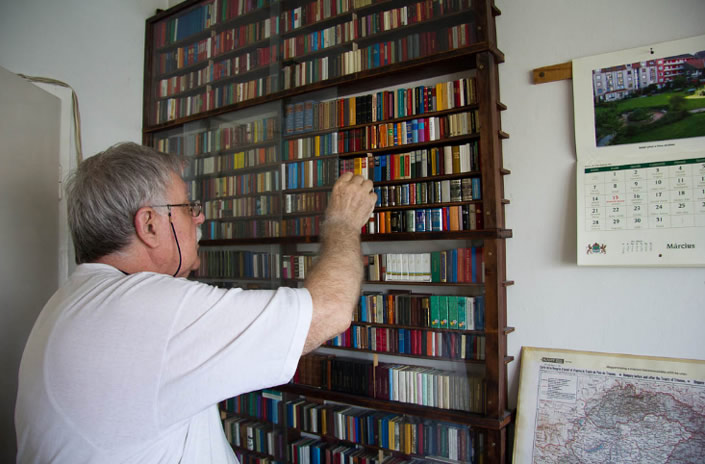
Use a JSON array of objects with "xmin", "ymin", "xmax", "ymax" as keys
[
  {"xmin": 321, "ymin": 344, "xmax": 486, "ymax": 364},
  {"xmin": 374, "ymin": 200, "xmax": 481, "ymax": 212},
  {"xmin": 144, "ymin": 44, "xmax": 503, "ymax": 133},
  {"xmin": 145, "ymin": 2, "xmax": 512, "ymax": 461},
  {"xmin": 281, "ymin": 103, "xmax": 479, "ymax": 141},
  {"xmin": 280, "ymin": 11, "xmax": 353, "ymax": 39},
  {"xmin": 355, "ymin": 8, "xmax": 476, "ymax": 46},
  {"xmin": 199, "ymin": 228, "xmax": 512, "ymax": 246},
  {"xmin": 274, "ymin": 383, "xmax": 512, "ymax": 430}
]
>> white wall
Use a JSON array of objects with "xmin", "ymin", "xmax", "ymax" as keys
[
  {"xmin": 0, "ymin": 0, "xmax": 166, "ymax": 455},
  {"xmin": 0, "ymin": 0, "xmax": 167, "ymax": 159},
  {"xmin": 496, "ymin": 0, "xmax": 705, "ymax": 409},
  {"xmin": 0, "ymin": 0, "xmax": 703, "ymax": 442}
]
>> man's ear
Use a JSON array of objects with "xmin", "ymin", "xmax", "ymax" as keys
[{"xmin": 134, "ymin": 207, "xmax": 162, "ymax": 248}]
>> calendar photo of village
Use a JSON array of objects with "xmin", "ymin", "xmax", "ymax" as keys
[{"xmin": 592, "ymin": 49, "xmax": 705, "ymax": 147}]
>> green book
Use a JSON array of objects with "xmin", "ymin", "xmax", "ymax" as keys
[
  {"xmin": 457, "ymin": 297, "xmax": 467, "ymax": 330},
  {"xmin": 448, "ymin": 296, "xmax": 459, "ymax": 329},
  {"xmin": 431, "ymin": 251, "xmax": 440, "ymax": 282},
  {"xmin": 430, "ymin": 296, "xmax": 440, "ymax": 328},
  {"xmin": 439, "ymin": 296, "xmax": 449, "ymax": 329}
]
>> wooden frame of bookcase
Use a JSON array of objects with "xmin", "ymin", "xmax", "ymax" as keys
[{"xmin": 143, "ymin": 1, "xmax": 512, "ymax": 462}]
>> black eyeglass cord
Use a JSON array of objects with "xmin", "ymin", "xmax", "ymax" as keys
[{"xmin": 169, "ymin": 211, "xmax": 182, "ymax": 278}]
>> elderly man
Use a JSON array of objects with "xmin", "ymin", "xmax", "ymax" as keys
[{"xmin": 15, "ymin": 142, "xmax": 376, "ymax": 463}]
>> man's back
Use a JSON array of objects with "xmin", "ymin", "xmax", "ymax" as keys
[{"xmin": 16, "ymin": 263, "xmax": 311, "ymax": 463}]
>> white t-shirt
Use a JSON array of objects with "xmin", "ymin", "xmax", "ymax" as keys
[{"xmin": 15, "ymin": 263, "xmax": 312, "ymax": 463}]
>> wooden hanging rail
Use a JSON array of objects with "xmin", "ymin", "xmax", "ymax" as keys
[{"xmin": 532, "ymin": 61, "xmax": 572, "ymax": 84}]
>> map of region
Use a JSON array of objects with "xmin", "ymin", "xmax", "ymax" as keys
[
  {"xmin": 533, "ymin": 365, "xmax": 705, "ymax": 463},
  {"xmin": 513, "ymin": 348, "xmax": 705, "ymax": 464}
]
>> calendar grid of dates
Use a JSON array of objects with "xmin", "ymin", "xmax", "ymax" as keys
[{"xmin": 584, "ymin": 157, "xmax": 705, "ymax": 231}]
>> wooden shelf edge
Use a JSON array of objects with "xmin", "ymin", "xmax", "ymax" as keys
[
  {"xmin": 501, "ymin": 280, "xmax": 515, "ymax": 287},
  {"xmin": 498, "ymin": 130, "xmax": 509, "ymax": 139},
  {"xmin": 199, "ymin": 228, "xmax": 513, "ymax": 246},
  {"xmin": 274, "ymin": 383, "xmax": 513, "ymax": 430},
  {"xmin": 503, "ymin": 326, "xmax": 515, "ymax": 335},
  {"xmin": 496, "ymin": 102, "xmax": 507, "ymax": 111},
  {"xmin": 321, "ymin": 345, "xmax": 487, "ymax": 364},
  {"xmin": 504, "ymin": 355, "xmax": 515, "ymax": 364}
]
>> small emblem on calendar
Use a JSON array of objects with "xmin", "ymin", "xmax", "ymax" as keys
[{"xmin": 586, "ymin": 243, "xmax": 607, "ymax": 255}]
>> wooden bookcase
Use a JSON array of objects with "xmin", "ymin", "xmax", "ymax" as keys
[{"xmin": 143, "ymin": 0, "xmax": 512, "ymax": 462}]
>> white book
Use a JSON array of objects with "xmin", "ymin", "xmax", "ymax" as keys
[
  {"xmin": 443, "ymin": 146, "xmax": 453, "ymax": 175},
  {"xmin": 401, "ymin": 253, "xmax": 409, "ymax": 281},
  {"xmin": 428, "ymin": 116, "xmax": 436, "ymax": 141},
  {"xmin": 421, "ymin": 252, "xmax": 432, "ymax": 281},
  {"xmin": 460, "ymin": 143, "xmax": 470, "ymax": 173},
  {"xmin": 441, "ymin": 179, "xmax": 451, "ymax": 202},
  {"xmin": 408, "ymin": 367, "xmax": 416, "ymax": 405}
]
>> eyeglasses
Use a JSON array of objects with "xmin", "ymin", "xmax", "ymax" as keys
[{"xmin": 149, "ymin": 201, "xmax": 202, "ymax": 217}]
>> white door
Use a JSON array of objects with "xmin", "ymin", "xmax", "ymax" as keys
[{"xmin": 0, "ymin": 66, "xmax": 60, "ymax": 461}]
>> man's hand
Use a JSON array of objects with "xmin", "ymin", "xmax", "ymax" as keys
[
  {"xmin": 324, "ymin": 172, "xmax": 377, "ymax": 232},
  {"xmin": 301, "ymin": 172, "xmax": 377, "ymax": 354}
]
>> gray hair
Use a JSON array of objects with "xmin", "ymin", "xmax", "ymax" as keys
[{"xmin": 66, "ymin": 142, "xmax": 185, "ymax": 264}]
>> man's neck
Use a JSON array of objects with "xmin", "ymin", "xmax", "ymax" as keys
[{"xmin": 94, "ymin": 246, "xmax": 163, "ymax": 276}]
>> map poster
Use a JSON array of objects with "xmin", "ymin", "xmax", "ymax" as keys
[
  {"xmin": 572, "ymin": 34, "xmax": 705, "ymax": 266},
  {"xmin": 513, "ymin": 347, "xmax": 705, "ymax": 464}
]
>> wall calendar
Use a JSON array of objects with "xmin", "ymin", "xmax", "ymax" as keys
[{"xmin": 573, "ymin": 34, "xmax": 705, "ymax": 266}]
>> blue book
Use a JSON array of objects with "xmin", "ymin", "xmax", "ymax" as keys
[
  {"xmin": 415, "ymin": 209, "xmax": 425, "ymax": 232},
  {"xmin": 286, "ymin": 103, "xmax": 295, "ymax": 134},
  {"xmin": 271, "ymin": 399, "xmax": 279, "ymax": 424},
  {"xmin": 418, "ymin": 86, "xmax": 425, "ymax": 113},
  {"xmin": 472, "ymin": 177, "xmax": 482, "ymax": 199},
  {"xmin": 431, "ymin": 208, "xmax": 442, "ymax": 231},
  {"xmin": 412, "ymin": 119, "xmax": 418, "ymax": 143},
  {"xmin": 380, "ymin": 415, "xmax": 389, "ymax": 448},
  {"xmin": 475, "ymin": 295, "xmax": 485, "ymax": 330},
  {"xmin": 399, "ymin": 329, "xmax": 405, "ymax": 353},
  {"xmin": 381, "ymin": 155, "xmax": 388, "ymax": 180},
  {"xmin": 374, "ymin": 187, "xmax": 382, "ymax": 206},
  {"xmin": 450, "ymin": 248, "xmax": 458, "ymax": 283},
  {"xmin": 373, "ymin": 43, "xmax": 380, "ymax": 67},
  {"xmin": 366, "ymin": 414, "xmax": 375, "ymax": 445},
  {"xmin": 471, "ymin": 247, "xmax": 477, "ymax": 282}
]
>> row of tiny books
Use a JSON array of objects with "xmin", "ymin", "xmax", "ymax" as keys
[
  {"xmin": 222, "ymin": 388, "xmax": 478, "ymax": 461},
  {"xmin": 336, "ymin": 143, "xmax": 480, "ymax": 182},
  {"xmin": 364, "ymin": 249, "xmax": 484, "ymax": 283},
  {"xmin": 285, "ymin": 77, "xmax": 476, "ymax": 135},
  {"xmin": 284, "ymin": 400, "xmax": 476, "ymax": 460},
  {"xmin": 356, "ymin": 293, "xmax": 486, "ymax": 331},
  {"xmin": 375, "ymin": 177, "xmax": 480, "ymax": 208},
  {"xmin": 283, "ymin": 113, "xmax": 478, "ymax": 162},
  {"xmin": 327, "ymin": 325, "xmax": 486, "ymax": 360},
  {"xmin": 223, "ymin": 416, "xmax": 283, "ymax": 457},
  {"xmin": 293, "ymin": 354, "xmax": 484, "ymax": 413}
]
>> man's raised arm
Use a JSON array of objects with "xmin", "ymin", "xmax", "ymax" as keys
[{"xmin": 302, "ymin": 172, "xmax": 377, "ymax": 354}]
